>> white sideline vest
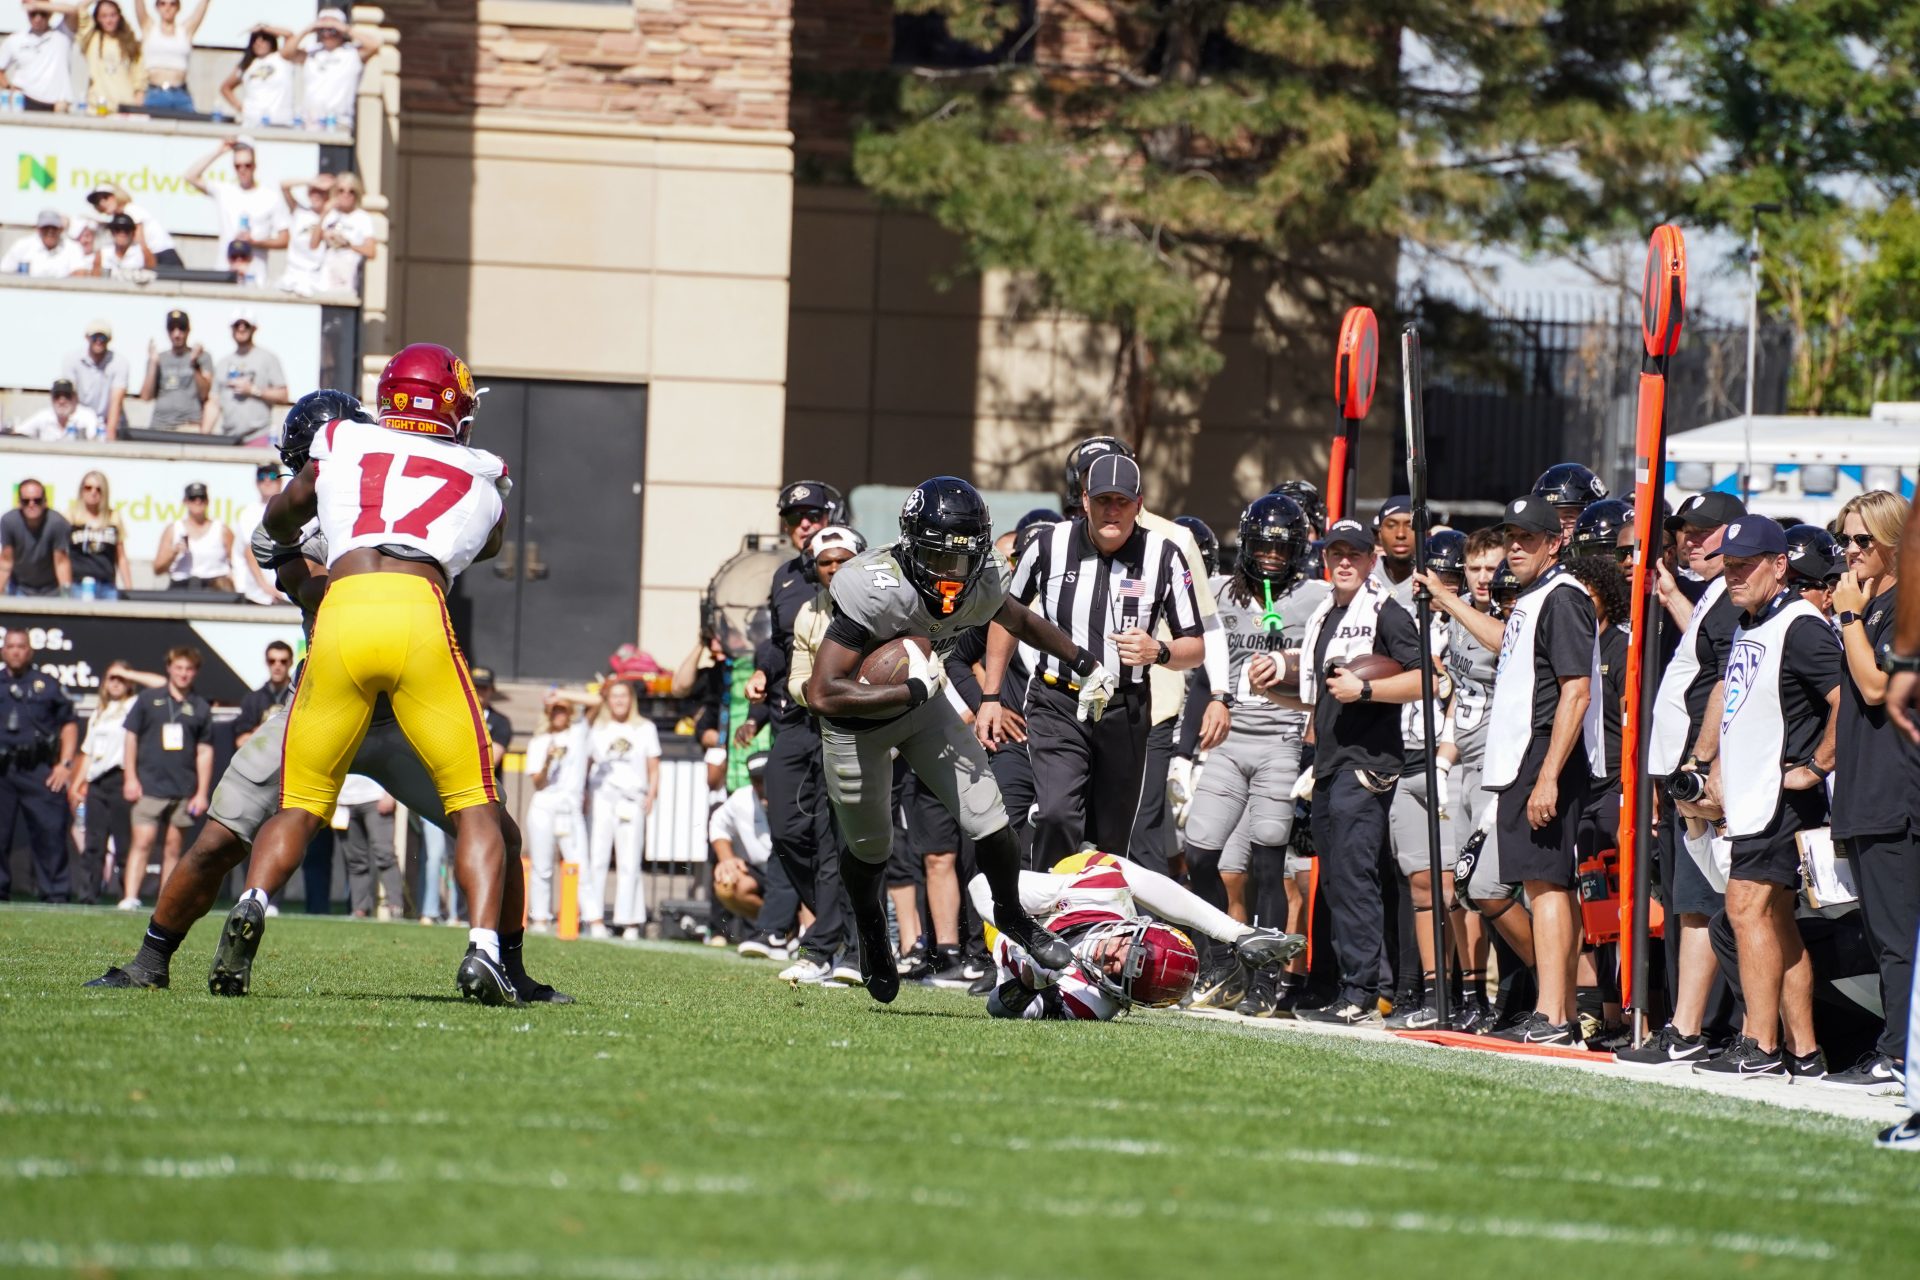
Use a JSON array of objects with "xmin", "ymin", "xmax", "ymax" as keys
[
  {"xmin": 1719, "ymin": 594, "xmax": 1822, "ymax": 840},
  {"xmin": 1485, "ymin": 568, "xmax": 1604, "ymax": 789},
  {"xmin": 1648, "ymin": 576, "xmax": 1728, "ymax": 775}
]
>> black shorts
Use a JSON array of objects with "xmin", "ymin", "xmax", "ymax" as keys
[
  {"xmin": 1494, "ymin": 735, "xmax": 1590, "ymax": 889},
  {"xmin": 1577, "ymin": 785, "xmax": 1621, "ymax": 860},
  {"xmin": 904, "ymin": 770, "xmax": 960, "ymax": 856},
  {"xmin": 1730, "ymin": 787, "xmax": 1828, "ymax": 889}
]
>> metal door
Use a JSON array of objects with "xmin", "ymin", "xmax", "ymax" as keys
[{"xmin": 450, "ymin": 378, "xmax": 646, "ymax": 682}]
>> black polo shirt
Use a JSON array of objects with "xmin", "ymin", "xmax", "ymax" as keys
[
  {"xmin": 1519, "ymin": 574, "xmax": 1598, "ymax": 734},
  {"xmin": 1833, "ymin": 587, "xmax": 1904, "ymax": 840},
  {"xmin": 234, "ymin": 679, "xmax": 294, "ymax": 738},
  {"xmin": 123, "ymin": 687, "xmax": 213, "ymax": 797},
  {"xmin": 1311, "ymin": 597, "xmax": 1422, "ymax": 775}
]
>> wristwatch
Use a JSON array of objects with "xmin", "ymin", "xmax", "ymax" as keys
[
  {"xmin": 1885, "ymin": 651, "xmax": 1920, "ymax": 675},
  {"xmin": 1838, "ymin": 610, "xmax": 1860, "ymax": 627},
  {"xmin": 1154, "ymin": 640, "xmax": 1172, "ymax": 666},
  {"xmin": 1359, "ymin": 679, "xmax": 1373, "ymax": 703},
  {"xmin": 1208, "ymin": 691, "xmax": 1231, "ymax": 706}
]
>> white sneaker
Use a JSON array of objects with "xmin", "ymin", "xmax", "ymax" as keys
[
  {"xmin": 528, "ymin": 920, "xmax": 553, "ymax": 935},
  {"xmin": 264, "ymin": 904, "xmax": 280, "ymax": 919},
  {"xmin": 777, "ymin": 956, "xmax": 833, "ymax": 985},
  {"xmin": 116, "ymin": 897, "xmax": 141, "ymax": 911},
  {"xmin": 826, "ymin": 957, "xmax": 863, "ymax": 986},
  {"xmin": 588, "ymin": 922, "xmax": 611, "ymax": 940}
]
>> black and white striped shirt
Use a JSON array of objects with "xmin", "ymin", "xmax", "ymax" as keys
[{"xmin": 1009, "ymin": 518, "xmax": 1205, "ymax": 688}]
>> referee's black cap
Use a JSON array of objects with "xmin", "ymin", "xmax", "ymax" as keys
[{"xmin": 1084, "ymin": 454, "xmax": 1142, "ymax": 501}]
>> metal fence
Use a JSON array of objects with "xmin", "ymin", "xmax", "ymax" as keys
[{"xmin": 1403, "ymin": 296, "xmax": 1794, "ymax": 511}]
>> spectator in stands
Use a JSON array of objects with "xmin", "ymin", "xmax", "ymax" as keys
[
  {"xmin": 320, "ymin": 174, "xmax": 375, "ymax": 293},
  {"xmin": 277, "ymin": 173, "xmax": 334, "ymax": 296},
  {"xmin": 1, "ymin": 211, "xmax": 89, "ymax": 278},
  {"xmin": 68, "ymin": 221, "xmax": 99, "ymax": 274},
  {"xmin": 224, "ymin": 238, "xmax": 257, "ymax": 283},
  {"xmin": 203, "ymin": 310, "xmax": 290, "ymax": 437},
  {"xmin": 84, "ymin": 183, "xmax": 182, "ymax": 268},
  {"xmin": 142, "ymin": 310, "xmax": 211, "ymax": 431},
  {"xmin": 0, "ymin": 5, "xmax": 75, "ymax": 111},
  {"xmin": 77, "ymin": 1, "xmax": 143, "ymax": 112},
  {"xmin": 64, "ymin": 320, "xmax": 130, "ymax": 437},
  {"xmin": 231, "ymin": 463, "xmax": 284, "ymax": 605},
  {"xmin": 186, "ymin": 138, "xmax": 289, "ymax": 287},
  {"xmin": 289, "ymin": 9, "xmax": 380, "ymax": 129},
  {"xmin": 233, "ymin": 640, "xmax": 295, "ymax": 748},
  {"xmin": 132, "ymin": 0, "xmax": 207, "ymax": 113},
  {"xmin": 93, "ymin": 213, "xmax": 153, "ymax": 275},
  {"xmin": 65, "ymin": 469, "xmax": 130, "ymax": 597},
  {"xmin": 117, "ymin": 645, "xmax": 213, "ymax": 910},
  {"xmin": 152, "ymin": 482, "xmax": 234, "ymax": 591},
  {"xmin": 220, "ymin": 27, "xmax": 295, "ymax": 127},
  {"xmin": 11, "ymin": 380, "xmax": 103, "ymax": 441},
  {"xmin": 0, "ymin": 479, "xmax": 72, "ymax": 596},
  {"xmin": 338, "ymin": 774, "xmax": 401, "ymax": 919},
  {"xmin": 71, "ymin": 662, "xmax": 146, "ymax": 904}
]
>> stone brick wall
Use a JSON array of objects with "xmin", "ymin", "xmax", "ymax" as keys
[{"xmin": 382, "ymin": 1, "xmax": 790, "ymax": 130}]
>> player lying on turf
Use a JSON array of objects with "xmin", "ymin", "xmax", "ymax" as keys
[
  {"xmin": 86, "ymin": 391, "xmax": 569, "ymax": 1004},
  {"xmin": 967, "ymin": 852, "xmax": 1303, "ymax": 1020},
  {"xmin": 805, "ymin": 477, "xmax": 1120, "ymax": 1003}
]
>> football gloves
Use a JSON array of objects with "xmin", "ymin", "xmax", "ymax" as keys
[
  {"xmin": 1166, "ymin": 756, "xmax": 1194, "ymax": 828},
  {"xmin": 1076, "ymin": 663, "xmax": 1118, "ymax": 723},
  {"xmin": 904, "ymin": 640, "xmax": 945, "ymax": 707}
]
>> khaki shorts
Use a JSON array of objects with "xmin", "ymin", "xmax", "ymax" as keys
[{"xmin": 133, "ymin": 792, "xmax": 197, "ymax": 829}]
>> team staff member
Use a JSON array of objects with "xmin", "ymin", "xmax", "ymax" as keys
[
  {"xmin": 1875, "ymin": 485, "xmax": 1920, "ymax": 1150},
  {"xmin": 1481, "ymin": 496, "xmax": 1601, "ymax": 1048},
  {"xmin": 0, "ymin": 629, "xmax": 78, "ymax": 902},
  {"xmin": 746, "ymin": 480, "xmax": 852, "ymax": 976},
  {"xmin": 710, "ymin": 750, "xmax": 786, "ymax": 930},
  {"xmin": 1695, "ymin": 519, "xmax": 1841, "ymax": 1078},
  {"xmin": 1824, "ymin": 491, "xmax": 1919, "ymax": 1090},
  {"xmin": 981, "ymin": 454, "xmax": 1206, "ymax": 863},
  {"xmin": 118, "ymin": 646, "xmax": 214, "ymax": 910},
  {"xmin": 1620, "ymin": 491, "xmax": 1746, "ymax": 1066},
  {"xmin": 233, "ymin": 640, "xmax": 296, "ymax": 747},
  {"xmin": 1252, "ymin": 518, "xmax": 1424, "ymax": 1026}
]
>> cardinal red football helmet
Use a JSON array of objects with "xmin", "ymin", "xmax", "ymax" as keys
[
  {"xmin": 1082, "ymin": 919, "xmax": 1200, "ymax": 1009},
  {"xmin": 375, "ymin": 342, "xmax": 478, "ymax": 442}
]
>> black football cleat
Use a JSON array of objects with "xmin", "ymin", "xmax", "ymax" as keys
[
  {"xmin": 456, "ymin": 946, "xmax": 521, "ymax": 1007},
  {"xmin": 967, "ymin": 971, "xmax": 996, "ymax": 997},
  {"xmin": 1187, "ymin": 960, "xmax": 1248, "ymax": 1012},
  {"xmin": 998, "ymin": 911, "xmax": 1073, "ymax": 971},
  {"xmin": 1237, "ymin": 968, "xmax": 1283, "ymax": 1018},
  {"xmin": 851, "ymin": 903, "xmax": 900, "ymax": 1004},
  {"xmin": 511, "ymin": 976, "xmax": 576, "ymax": 1005},
  {"xmin": 207, "ymin": 898, "xmax": 267, "ymax": 997},
  {"xmin": 85, "ymin": 964, "xmax": 168, "ymax": 990},
  {"xmin": 1232, "ymin": 927, "xmax": 1306, "ymax": 970}
]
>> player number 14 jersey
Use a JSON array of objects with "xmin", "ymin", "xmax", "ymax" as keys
[{"xmin": 311, "ymin": 418, "xmax": 506, "ymax": 581}]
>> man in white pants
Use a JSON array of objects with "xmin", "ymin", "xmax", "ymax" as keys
[{"xmin": 523, "ymin": 698, "xmax": 588, "ymax": 929}]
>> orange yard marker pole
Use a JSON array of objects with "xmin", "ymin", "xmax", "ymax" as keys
[{"xmin": 558, "ymin": 862, "xmax": 580, "ymax": 941}]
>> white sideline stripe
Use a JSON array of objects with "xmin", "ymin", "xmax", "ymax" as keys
[
  {"xmin": 0, "ymin": 1155, "xmax": 753, "ymax": 1198},
  {"xmin": 1210, "ymin": 1013, "xmax": 1907, "ymax": 1124},
  {"xmin": 0, "ymin": 1241, "xmax": 846, "ymax": 1280}
]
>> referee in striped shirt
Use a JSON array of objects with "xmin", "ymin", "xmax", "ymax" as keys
[{"xmin": 977, "ymin": 453, "xmax": 1206, "ymax": 864}]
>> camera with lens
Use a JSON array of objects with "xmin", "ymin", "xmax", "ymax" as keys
[{"xmin": 1665, "ymin": 769, "xmax": 1708, "ymax": 803}]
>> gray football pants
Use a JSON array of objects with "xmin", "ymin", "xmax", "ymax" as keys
[
  {"xmin": 209, "ymin": 710, "xmax": 450, "ymax": 844},
  {"xmin": 821, "ymin": 695, "xmax": 1008, "ymax": 866},
  {"xmin": 1185, "ymin": 730, "xmax": 1302, "ymax": 873}
]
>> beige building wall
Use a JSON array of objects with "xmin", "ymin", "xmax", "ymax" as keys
[
  {"xmin": 375, "ymin": 2, "xmax": 795, "ymax": 663},
  {"xmin": 786, "ymin": 186, "xmax": 1399, "ymax": 534}
]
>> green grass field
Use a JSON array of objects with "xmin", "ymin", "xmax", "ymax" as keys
[{"xmin": 4, "ymin": 906, "xmax": 1917, "ymax": 1279}]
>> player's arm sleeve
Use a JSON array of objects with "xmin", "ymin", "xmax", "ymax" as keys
[
  {"xmin": 1173, "ymin": 667, "xmax": 1208, "ymax": 758},
  {"xmin": 823, "ymin": 603, "xmax": 872, "ymax": 654},
  {"xmin": 1115, "ymin": 856, "xmax": 1246, "ymax": 944},
  {"xmin": 965, "ymin": 869, "xmax": 1066, "ymax": 925}
]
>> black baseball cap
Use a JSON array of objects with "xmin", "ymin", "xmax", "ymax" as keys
[
  {"xmin": 1316, "ymin": 517, "xmax": 1376, "ymax": 551},
  {"xmin": 1665, "ymin": 491, "xmax": 1746, "ymax": 532},
  {"xmin": 1709, "ymin": 517, "xmax": 1788, "ymax": 559},
  {"xmin": 226, "ymin": 240, "xmax": 254, "ymax": 260},
  {"xmin": 50, "ymin": 379, "xmax": 76, "ymax": 398},
  {"xmin": 106, "ymin": 213, "xmax": 135, "ymax": 233},
  {"xmin": 1498, "ymin": 495, "xmax": 1562, "ymax": 537},
  {"xmin": 1084, "ymin": 453, "xmax": 1143, "ymax": 501},
  {"xmin": 1376, "ymin": 495, "xmax": 1412, "ymax": 523},
  {"xmin": 255, "ymin": 463, "xmax": 281, "ymax": 482},
  {"xmin": 778, "ymin": 479, "xmax": 839, "ymax": 515},
  {"xmin": 165, "ymin": 309, "xmax": 190, "ymax": 331},
  {"xmin": 469, "ymin": 665, "xmax": 496, "ymax": 687},
  {"xmin": 183, "ymin": 482, "xmax": 209, "ymax": 500}
]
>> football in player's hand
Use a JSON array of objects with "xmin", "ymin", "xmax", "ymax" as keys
[
  {"xmin": 858, "ymin": 636, "xmax": 933, "ymax": 686},
  {"xmin": 1336, "ymin": 653, "xmax": 1406, "ymax": 682}
]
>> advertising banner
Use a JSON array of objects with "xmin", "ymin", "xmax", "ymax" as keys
[
  {"xmin": 0, "ymin": 1, "xmax": 321, "ymax": 51},
  {"xmin": 0, "ymin": 284, "xmax": 323, "ymax": 397},
  {"xmin": 0, "ymin": 606, "xmax": 301, "ymax": 703},
  {"xmin": 0, "ymin": 447, "xmax": 276, "ymax": 568},
  {"xmin": 5, "ymin": 120, "xmax": 322, "ymax": 238}
]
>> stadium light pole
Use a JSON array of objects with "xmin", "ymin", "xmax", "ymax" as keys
[{"xmin": 1742, "ymin": 203, "xmax": 1781, "ymax": 506}]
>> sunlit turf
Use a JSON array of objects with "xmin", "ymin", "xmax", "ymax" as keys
[{"xmin": 3, "ymin": 906, "xmax": 1916, "ymax": 1279}]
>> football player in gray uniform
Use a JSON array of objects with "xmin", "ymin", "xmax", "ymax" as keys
[
  {"xmin": 87, "ymin": 391, "xmax": 569, "ymax": 1005},
  {"xmin": 1182, "ymin": 494, "xmax": 1327, "ymax": 1016},
  {"xmin": 806, "ymin": 477, "xmax": 1119, "ymax": 1003}
]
